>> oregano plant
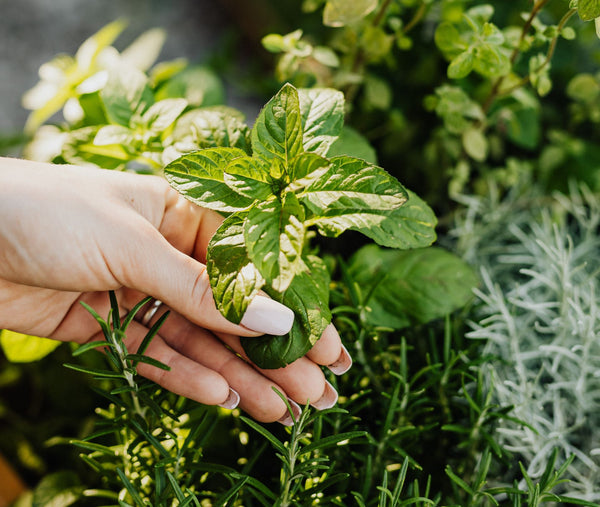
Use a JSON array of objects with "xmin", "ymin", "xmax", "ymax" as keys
[{"xmin": 164, "ymin": 83, "xmax": 437, "ymax": 368}]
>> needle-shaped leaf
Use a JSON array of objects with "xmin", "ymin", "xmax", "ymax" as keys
[
  {"xmin": 251, "ymin": 83, "xmax": 303, "ymax": 168},
  {"xmin": 244, "ymin": 193, "xmax": 306, "ymax": 292},
  {"xmin": 241, "ymin": 255, "xmax": 331, "ymax": 368},
  {"xmin": 164, "ymin": 147, "xmax": 254, "ymax": 212},
  {"xmin": 206, "ymin": 212, "xmax": 265, "ymax": 324},
  {"xmin": 298, "ymin": 88, "xmax": 344, "ymax": 156}
]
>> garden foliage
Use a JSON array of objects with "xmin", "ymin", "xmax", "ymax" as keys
[{"xmin": 1, "ymin": 0, "xmax": 600, "ymax": 505}]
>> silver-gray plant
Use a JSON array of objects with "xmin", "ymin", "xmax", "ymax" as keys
[{"xmin": 452, "ymin": 177, "xmax": 600, "ymax": 501}]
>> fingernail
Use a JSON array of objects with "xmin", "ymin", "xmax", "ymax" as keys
[
  {"xmin": 240, "ymin": 296, "xmax": 294, "ymax": 335},
  {"xmin": 278, "ymin": 399, "xmax": 302, "ymax": 426},
  {"xmin": 327, "ymin": 344, "xmax": 353, "ymax": 375},
  {"xmin": 218, "ymin": 388, "xmax": 240, "ymax": 410},
  {"xmin": 311, "ymin": 380, "xmax": 338, "ymax": 410}
]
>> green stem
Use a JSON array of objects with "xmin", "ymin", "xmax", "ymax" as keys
[{"xmin": 482, "ymin": 0, "xmax": 552, "ymax": 113}]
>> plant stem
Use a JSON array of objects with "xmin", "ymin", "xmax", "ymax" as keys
[{"xmin": 482, "ymin": 0, "xmax": 552, "ymax": 113}]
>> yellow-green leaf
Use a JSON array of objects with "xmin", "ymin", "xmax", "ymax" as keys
[{"xmin": 0, "ymin": 330, "xmax": 61, "ymax": 363}]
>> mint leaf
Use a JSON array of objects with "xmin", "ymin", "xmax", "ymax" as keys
[
  {"xmin": 287, "ymin": 152, "xmax": 332, "ymax": 186},
  {"xmin": 171, "ymin": 107, "xmax": 251, "ymax": 153},
  {"xmin": 251, "ymin": 83, "xmax": 303, "ymax": 167},
  {"xmin": 206, "ymin": 213, "xmax": 265, "ymax": 324},
  {"xmin": 244, "ymin": 193, "xmax": 306, "ymax": 292},
  {"xmin": 223, "ymin": 156, "xmax": 273, "ymax": 200},
  {"xmin": 241, "ymin": 255, "xmax": 331, "ymax": 368},
  {"xmin": 164, "ymin": 147, "xmax": 255, "ymax": 212},
  {"xmin": 298, "ymin": 155, "xmax": 407, "ymax": 225},
  {"xmin": 101, "ymin": 65, "xmax": 154, "ymax": 126},
  {"xmin": 298, "ymin": 88, "xmax": 344, "ymax": 156},
  {"xmin": 348, "ymin": 245, "xmax": 477, "ymax": 329}
]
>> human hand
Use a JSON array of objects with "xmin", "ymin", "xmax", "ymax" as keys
[{"xmin": 0, "ymin": 157, "xmax": 352, "ymax": 424}]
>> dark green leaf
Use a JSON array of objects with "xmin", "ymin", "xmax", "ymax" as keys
[
  {"xmin": 126, "ymin": 354, "xmax": 171, "ymax": 371},
  {"xmin": 164, "ymin": 147, "xmax": 254, "ymax": 212},
  {"xmin": 207, "ymin": 213, "xmax": 265, "ymax": 324},
  {"xmin": 136, "ymin": 309, "xmax": 170, "ymax": 357},
  {"xmin": 298, "ymin": 88, "xmax": 344, "ymax": 156},
  {"xmin": 244, "ymin": 193, "xmax": 306, "ymax": 292},
  {"xmin": 251, "ymin": 83, "xmax": 303, "ymax": 166},
  {"xmin": 348, "ymin": 245, "xmax": 478, "ymax": 329},
  {"xmin": 63, "ymin": 363, "xmax": 124, "ymax": 379},
  {"xmin": 242, "ymin": 255, "xmax": 331, "ymax": 368}
]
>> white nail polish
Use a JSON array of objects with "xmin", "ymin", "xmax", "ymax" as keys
[
  {"xmin": 327, "ymin": 344, "xmax": 353, "ymax": 375},
  {"xmin": 311, "ymin": 380, "xmax": 338, "ymax": 410},
  {"xmin": 240, "ymin": 296, "xmax": 294, "ymax": 335},
  {"xmin": 218, "ymin": 388, "xmax": 240, "ymax": 410},
  {"xmin": 278, "ymin": 399, "xmax": 302, "ymax": 426}
]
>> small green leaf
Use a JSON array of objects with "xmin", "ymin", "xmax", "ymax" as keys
[
  {"xmin": 244, "ymin": 193, "xmax": 306, "ymax": 292},
  {"xmin": 93, "ymin": 125, "xmax": 133, "ymax": 146},
  {"xmin": 141, "ymin": 98, "xmax": 187, "ymax": 133},
  {"xmin": 171, "ymin": 107, "xmax": 251, "ymax": 152},
  {"xmin": 348, "ymin": 245, "xmax": 478, "ymax": 329},
  {"xmin": 298, "ymin": 88, "xmax": 344, "ymax": 156},
  {"xmin": 207, "ymin": 213, "xmax": 265, "ymax": 324},
  {"xmin": 323, "ymin": 0, "xmax": 378, "ymax": 27},
  {"xmin": 242, "ymin": 255, "xmax": 331, "ymax": 368},
  {"xmin": 462, "ymin": 127, "xmax": 488, "ymax": 161},
  {"xmin": 448, "ymin": 51, "xmax": 474, "ymax": 79},
  {"xmin": 251, "ymin": 83, "xmax": 304, "ymax": 166},
  {"xmin": 434, "ymin": 22, "xmax": 466, "ymax": 54},
  {"xmin": 578, "ymin": 0, "xmax": 600, "ymax": 20},
  {"xmin": 164, "ymin": 147, "xmax": 254, "ymax": 212},
  {"xmin": 100, "ymin": 65, "xmax": 154, "ymax": 126}
]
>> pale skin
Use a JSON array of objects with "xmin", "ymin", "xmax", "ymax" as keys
[{"xmin": 0, "ymin": 157, "xmax": 352, "ymax": 424}]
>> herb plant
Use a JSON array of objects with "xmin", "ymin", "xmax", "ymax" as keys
[
  {"xmin": 164, "ymin": 82, "xmax": 437, "ymax": 368},
  {"xmin": 3, "ymin": 0, "xmax": 600, "ymax": 504}
]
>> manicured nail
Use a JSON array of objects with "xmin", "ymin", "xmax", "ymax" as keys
[
  {"xmin": 311, "ymin": 380, "xmax": 338, "ymax": 410},
  {"xmin": 240, "ymin": 296, "xmax": 295, "ymax": 335},
  {"xmin": 327, "ymin": 344, "xmax": 353, "ymax": 375},
  {"xmin": 278, "ymin": 399, "xmax": 302, "ymax": 426},
  {"xmin": 218, "ymin": 388, "xmax": 240, "ymax": 410}
]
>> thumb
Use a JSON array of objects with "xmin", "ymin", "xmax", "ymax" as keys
[{"xmin": 117, "ymin": 227, "xmax": 294, "ymax": 337}]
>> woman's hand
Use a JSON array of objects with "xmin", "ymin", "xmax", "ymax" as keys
[{"xmin": 0, "ymin": 157, "xmax": 351, "ymax": 424}]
